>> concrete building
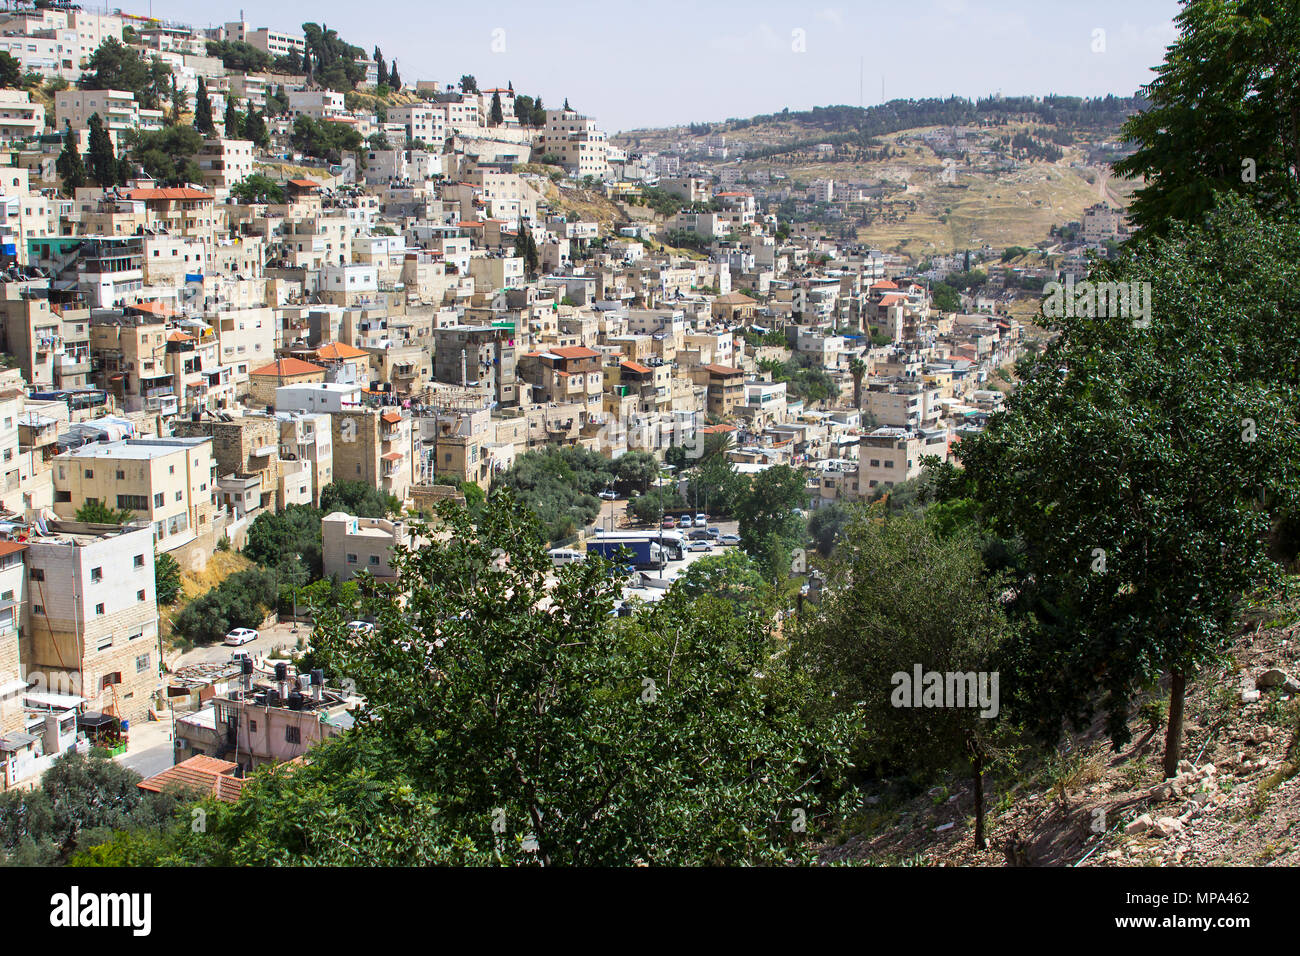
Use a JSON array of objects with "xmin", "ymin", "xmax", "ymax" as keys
[
  {"xmin": 322, "ymin": 511, "xmax": 406, "ymax": 581},
  {"xmin": 21, "ymin": 522, "xmax": 159, "ymax": 727},
  {"xmin": 330, "ymin": 407, "xmax": 412, "ymax": 503}
]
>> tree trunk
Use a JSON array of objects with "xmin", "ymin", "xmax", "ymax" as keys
[
  {"xmin": 1162, "ymin": 671, "xmax": 1187, "ymax": 779},
  {"xmin": 972, "ymin": 752, "xmax": 986, "ymax": 850}
]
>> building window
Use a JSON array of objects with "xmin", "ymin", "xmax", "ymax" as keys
[
  {"xmin": 154, "ymin": 492, "xmax": 164, "ymax": 508},
  {"xmin": 32, "ymin": 604, "xmax": 43, "ymax": 614},
  {"xmin": 135, "ymin": 653, "xmax": 150, "ymax": 673},
  {"xmin": 91, "ymin": 566, "xmax": 102, "ymax": 582},
  {"xmin": 134, "ymin": 554, "xmax": 144, "ymax": 567},
  {"xmin": 137, "ymin": 589, "xmax": 146, "ymax": 602},
  {"xmin": 368, "ymin": 555, "xmax": 380, "ymax": 565},
  {"xmin": 346, "ymin": 553, "xmax": 358, "ymax": 564},
  {"xmin": 249, "ymin": 719, "xmax": 257, "ymax": 732},
  {"xmin": 285, "ymin": 725, "xmax": 301, "ymax": 744},
  {"xmin": 30, "ymin": 567, "xmax": 43, "ymax": 581},
  {"xmin": 95, "ymin": 603, "xmax": 105, "ymax": 615}
]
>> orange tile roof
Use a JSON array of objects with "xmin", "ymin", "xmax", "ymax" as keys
[
  {"xmin": 250, "ymin": 357, "xmax": 325, "ymax": 377},
  {"xmin": 166, "ymin": 331, "xmax": 194, "ymax": 343},
  {"xmin": 0, "ymin": 540, "xmax": 27, "ymax": 557},
  {"xmin": 287, "ymin": 179, "xmax": 318, "ymax": 189},
  {"xmin": 702, "ymin": 363, "xmax": 741, "ymax": 375},
  {"xmin": 380, "ymin": 410, "xmax": 402, "ymax": 423},
  {"xmin": 138, "ymin": 755, "xmax": 242, "ymax": 803},
  {"xmin": 870, "ymin": 280, "xmax": 899, "ymax": 290},
  {"xmin": 314, "ymin": 342, "xmax": 368, "ymax": 360},
  {"xmin": 550, "ymin": 346, "xmax": 600, "ymax": 360},
  {"xmin": 381, "ymin": 451, "xmax": 404, "ymax": 462},
  {"xmin": 128, "ymin": 187, "xmax": 214, "ymax": 201},
  {"xmin": 130, "ymin": 301, "xmax": 175, "ymax": 317},
  {"xmin": 621, "ymin": 360, "xmax": 652, "ymax": 374}
]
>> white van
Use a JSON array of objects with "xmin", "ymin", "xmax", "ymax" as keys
[{"xmin": 548, "ymin": 548, "xmax": 586, "ymax": 567}]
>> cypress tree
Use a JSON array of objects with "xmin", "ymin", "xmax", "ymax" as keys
[
  {"xmin": 87, "ymin": 113, "xmax": 116, "ymax": 187},
  {"xmin": 194, "ymin": 76, "xmax": 214, "ymax": 135},
  {"xmin": 56, "ymin": 122, "xmax": 86, "ymax": 193}
]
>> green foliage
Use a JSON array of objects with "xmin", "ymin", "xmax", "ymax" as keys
[
  {"xmin": 930, "ymin": 282, "xmax": 960, "ymax": 312},
  {"xmin": 759, "ymin": 352, "xmax": 837, "ymax": 405},
  {"xmin": 319, "ymin": 481, "xmax": 399, "ymax": 519},
  {"xmin": 301, "ymin": 23, "xmax": 367, "ymax": 91},
  {"xmin": 86, "ymin": 113, "xmax": 117, "ymax": 187},
  {"xmin": 243, "ymin": 107, "xmax": 269, "ymax": 149},
  {"xmin": 130, "ymin": 494, "xmax": 854, "ymax": 865},
  {"xmin": 954, "ymin": 196, "xmax": 1300, "ymax": 759},
  {"xmin": 792, "ymin": 509, "xmax": 1020, "ymax": 846},
  {"xmin": 154, "ymin": 551, "xmax": 182, "ymax": 606},
  {"xmin": 223, "ymin": 96, "xmax": 241, "ymax": 137},
  {"xmin": 243, "ymin": 504, "xmax": 324, "ymax": 577},
  {"xmin": 193, "ymin": 76, "xmax": 215, "ymax": 135},
  {"xmin": 808, "ymin": 501, "xmax": 853, "ymax": 556},
  {"xmin": 735, "ymin": 464, "xmax": 808, "ymax": 582},
  {"xmin": 80, "ymin": 38, "xmax": 170, "ymax": 111},
  {"xmin": 628, "ymin": 486, "xmax": 686, "ymax": 525},
  {"xmin": 493, "ymin": 446, "xmax": 616, "ymax": 540},
  {"xmin": 74, "ymin": 498, "xmax": 133, "ymax": 525},
  {"xmin": 125, "ymin": 124, "xmax": 204, "ymax": 186},
  {"xmin": 291, "ymin": 115, "xmax": 363, "ymax": 161},
  {"xmin": 0, "ymin": 751, "xmax": 194, "ymax": 866},
  {"xmin": 55, "ymin": 122, "xmax": 85, "ymax": 193},
  {"xmin": 173, "ymin": 567, "xmax": 279, "ymax": 644},
  {"xmin": 614, "ymin": 450, "xmax": 659, "ymax": 495},
  {"xmin": 230, "ymin": 173, "xmax": 284, "ymax": 204},
  {"xmin": 671, "ymin": 549, "xmax": 769, "ymax": 606},
  {"xmin": 1114, "ymin": 0, "xmax": 1300, "ymax": 235},
  {"xmin": 0, "ymin": 51, "xmax": 20, "ymax": 89},
  {"xmin": 204, "ymin": 39, "xmax": 272, "ymax": 73}
]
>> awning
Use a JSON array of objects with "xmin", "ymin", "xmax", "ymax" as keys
[
  {"xmin": 24, "ymin": 690, "xmax": 84, "ymax": 709},
  {"xmin": 0, "ymin": 678, "xmax": 27, "ymax": 697},
  {"xmin": 77, "ymin": 712, "xmax": 118, "ymax": 729}
]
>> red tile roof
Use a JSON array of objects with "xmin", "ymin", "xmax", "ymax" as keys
[
  {"xmin": 128, "ymin": 187, "xmax": 214, "ymax": 201},
  {"xmin": 550, "ymin": 346, "xmax": 600, "ymax": 360},
  {"xmin": 0, "ymin": 540, "xmax": 27, "ymax": 557},
  {"xmin": 287, "ymin": 179, "xmax": 318, "ymax": 189},
  {"xmin": 314, "ymin": 342, "xmax": 368, "ymax": 360},
  {"xmin": 250, "ymin": 357, "xmax": 325, "ymax": 377},
  {"xmin": 138, "ymin": 755, "xmax": 243, "ymax": 803},
  {"xmin": 380, "ymin": 410, "xmax": 402, "ymax": 423},
  {"xmin": 621, "ymin": 360, "xmax": 652, "ymax": 374},
  {"xmin": 702, "ymin": 363, "xmax": 741, "ymax": 375}
]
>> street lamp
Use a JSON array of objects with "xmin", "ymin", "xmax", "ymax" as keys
[{"xmin": 291, "ymin": 553, "xmax": 302, "ymax": 633}]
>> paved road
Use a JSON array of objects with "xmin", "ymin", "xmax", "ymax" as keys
[
  {"xmin": 115, "ymin": 716, "xmax": 177, "ymax": 779},
  {"xmin": 171, "ymin": 620, "xmax": 310, "ymax": 670}
]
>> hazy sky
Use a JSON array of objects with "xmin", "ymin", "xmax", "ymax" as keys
[{"xmin": 151, "ymin": 0, "xmax": 1182, "ymax": 132}]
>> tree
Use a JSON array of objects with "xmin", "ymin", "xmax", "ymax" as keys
[
  {"xmin": 125, "ymin": 124, "xmax": 204, "ymax": 186},
  {"xmin": 808, "ymin": 501, "xmax": 853, "ymax": 557},
  {"xmin": 268, "ymin": 85, "xmax": 291, "ymax": 117},
  {"xmin": 290, "ymin": 116, "xmax": 363, "ymax": 161},
  {"xmin": 230, "ymin": 173, "xmax": 284, "ymax": 204},
  {"xmin": 614, "ymin": 450, "xmax": 658, "ymax": 495},
  {"xmin": 848, "ymin": 356, "xmax": 866, "ymax": 410},
  {"xmin": 137, "ymin": 494, "xmax": 853, "ymax": 865},
  {"xmin": 459, "ymin": 74, "xmax": 477, "ymax": 93},
  {"xmin": 952, "ymin": 197, "xmax": 1300, "ymax": 778},
  {"xmin": 74, "ymin": 498, "xmax": 132, "ymax": 525},
  {"xmin": 223, "ymin": 96, "xmax": 241, "ymax": 138},
  {"xmin": 0, "ymin": 51, "xmax": 20, "ymax": 89},
  {"xmin": 388, "ymin": 60, "xmax": 401, "ymax": 91},
  {"xmin": 319, "ymin": 480, "xmax": 399, "ymax": 519},
  {"xmin": 1114, "ymin": 0, "xmax": 1300, "ymax": 236},
  {"xmin": 55, "ymin": 122, "xmax": 86, "ymax": 193},
  {"xmin": 167, "ymin": 73, "xmax": 186, "ymax": 124},
  {"xmin": 193, "ymin": 76, "xmax": 215, "ymax": 135},
  {"xmin": 243, "ymin": 107, "xmax": 269, "ymax": 149},
  {"xmin": 931, "ymin": 281, "xmax": 960, "ymax": 312},
  {"xmin": 671, "ymin": 548, "xmax": 768, "ymax": 607},
  {"xmin": 81, "ymin": 39, "xmax": 169, "ymax": 111},
  {"xmin": 154, "ymin": 551, "xmax": 182, "ymax": 606},
  {"xmin": 489, "ymin": 92, "xmax": 504, "ymax": 126},
  {"xmin": 243, "ymin": 504, "xmax": 324, "ymax": 577},
  {"xmin": 203, "ymin": 39, "xmax": 273, "ymax": 74},
  {"xmin": 87, "ymin": 113, "xmax": 116, "ymax": 188},
  {"xmin": 793, "ymin": 509, "xmax": 1018, "ymax": 849},
  {"xmin": 735, "ymin": 464, "xmax": 807, "ymax": 584},
  {"xmin": 173, "ymin": 567, "xmax": 279, "ymax": 644},
  {"xmin": 375, "ymin": 47, "xmax": 388, "ymax": 87}
]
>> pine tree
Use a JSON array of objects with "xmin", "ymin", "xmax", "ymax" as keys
[
  {"xmin": 388, "ymin": 60, "xmax": 401, "ymax": 91},
  {"xmin": 375, "ymin": 47, "xmax": 387, "ymax": 87},
  {"xmin": 489, "ymin": 92, "xmax": 503, "ymax": 126},
  {"xmin": 563, "ymin": 97, "xmax": 570, "ymax": 111},
  {"xmin": 87, "ymin": 113, "xmax": 116, "ymax": 187},
  {"xmin": 116, "ymin": 151, "xmax": 132, "ymax": 187},
  {"xmin": 224, "ymin": 97, "xmax": 242, "ymax": 138},
  {"xmin": 55, "ymin": 122, "xmax": 86, "ymax": 194},
  {"xmin": 244, "ymin": 107, "xmax": 268, "ymax": 149},
  {"xmin": 194, "ymin": 76, "xmax": 214, "ymax": 135}
]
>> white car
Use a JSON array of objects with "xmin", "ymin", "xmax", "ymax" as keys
[
  {"xmin": 347, "ymin": 621, "xmax": 375, "ymax": 636},
  {"xmin": 223, "ymin": 628, "xmax": 258, "ymax": 646},
  {"xmin": 687, "ymin": 540, "xmax": 713, "ymax": 552},
  {"xmin": 598, "ymin": 490, "xmax": 617, "ymax": 500},
  {"xmin": 719, "ymin": 534, "xmax": 741, "ymax": 546}
]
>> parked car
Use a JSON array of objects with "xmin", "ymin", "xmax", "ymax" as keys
[
  {"xmin": 694, "ymin": 514, "xmax": 708, "ymax": 527},
  {"xmin": 223, "ymin": 628, "xmax": 258, "ymax": 646},
  {"xmin": 687, "ymin": 540, "xmax": 713, "ymax": 552},
  {"xmin": 230, "ymin": 650, "xmax": 256, "ymax": 665},
  {"xmin": 598, "ymin": 489, "xmax": 617, "ymax": 500},
  {"xmin": 719, "ymin": 533, "xmax": 741, "ymax": 545},
  {"xmin": 705, "ymin": 527, "xmax": 723, "ymax": 539},
  {"xmin": 548, "ymin": 548, "xmax": 586, "ymax": 567},
  {"xmin": 347, "ymin": 621, "xmax": 375, "ymax": 636},
  {"xmin": 687, "ymin": 528, "xmax": 713, "ymax": 541},
  {"xmin": 661, "ymin": 517, "xmax": 676, "ymax": 528}
]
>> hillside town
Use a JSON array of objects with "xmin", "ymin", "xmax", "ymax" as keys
[{"xmin": 0, "ymin": 4, "xmax": 1066, "ymax": 794}]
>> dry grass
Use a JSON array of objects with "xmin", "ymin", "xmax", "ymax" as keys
[{"xmin": 159, "ymin": 550, "xmax": 256, "ymax": 650}]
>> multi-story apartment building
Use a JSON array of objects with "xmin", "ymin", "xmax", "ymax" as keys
[
  {"xmin": 89, "ymin": 310, "xmax": 177, "ymax": 414},
  {"xmin": 193, "ymin": 138, "xmax": 255, "ymax": 194},
  {"xmin": 0, "ymin": 90, "xmax": 45, "ymax": 141},
  {"xmin": 55, "ymin": 89, "xmax": 164, "ymax": 147},
  {"xmin": 278, "ymin": 411, "xmax": 333, "ymax": 506},
  {"xmin": 330, "ymin": 407, "xmax": 412, "ymax": 503},
  {"xmin": 321, "ymin": 512, "xmax": 406, "ymax": 581},
  {"xmin": 432, "ymin": 325, "xmax": 519, "ymax": 406},
  {"xmin": 0, "ymin": 538, "xmax": 26, "ymax": 737},
  {"xmin": 21, "ymin": 521, "xmax": 159, "ymax": 726},
  {"xmin": 51, "ymin": 437, "xmax": 217, "ymax": 553}
]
